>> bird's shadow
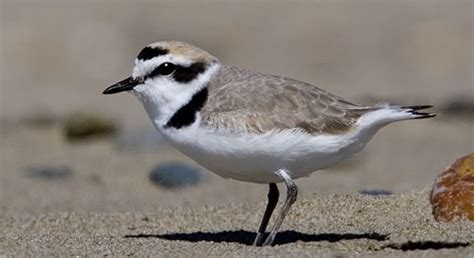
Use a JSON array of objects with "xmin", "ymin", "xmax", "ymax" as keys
[{"xmin": 124, "ymin": 230, "xmax": 388, "ymax": 246}]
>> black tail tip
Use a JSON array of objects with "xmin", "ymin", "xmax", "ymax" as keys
[
  {"xmin": 403, "ymin": 105, "xmax": 437, "ymax": 119},
  {"xmin": 411, "ymin": 112, "xmax": 437, "ymax": 119},
  {"xmin": 401, "ymin": 105, "xmax": 433, "ymax": 111}
]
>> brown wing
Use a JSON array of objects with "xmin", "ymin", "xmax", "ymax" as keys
[{"xmin": 201, "ymin": 65, "xmax": 373, "ymax": 135}]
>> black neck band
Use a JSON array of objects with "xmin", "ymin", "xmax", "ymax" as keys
[{"xmin": 165, "ymin": 87, "xmax": 208, "ymax": 129}]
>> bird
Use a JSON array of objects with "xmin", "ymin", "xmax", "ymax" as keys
[{"xmin": 103, "ymin": 41, "xmax": 435, "ymax": 246}]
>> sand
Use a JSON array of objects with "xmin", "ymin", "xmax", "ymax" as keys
[{"xmin": 1, "ymin": 188, "xmax": 473, "ymax": 257}]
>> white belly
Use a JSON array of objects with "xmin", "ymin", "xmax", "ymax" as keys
[{"xmin": 158, "ymin": 123, "xmax": 374, "ymax": 184}]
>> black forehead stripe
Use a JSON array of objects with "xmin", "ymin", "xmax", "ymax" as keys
[
  {"xmin": 165, "ymin": 87, "xmax": 208, "ymax": 129},
  {"xmin": 136, "ymin": 46, "xmax": 169, "ymax": 61}
]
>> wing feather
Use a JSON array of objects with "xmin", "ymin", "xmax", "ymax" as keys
[{"xmin": 201, "ymin": 65, "xmax": 373, "ymax": 135}]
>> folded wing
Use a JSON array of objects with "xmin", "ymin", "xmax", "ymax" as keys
[{"xmin": 201, "ymin": 65, "xmax": 374, "ymax": 135}]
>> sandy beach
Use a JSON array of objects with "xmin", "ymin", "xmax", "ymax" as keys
[
  {"xmin": 1, "ymin": 1, "xmax": 473, "ymax": 256},
  {"xmin": 1, "ymin": 188, "xmax": 473, "ymax": 256}
]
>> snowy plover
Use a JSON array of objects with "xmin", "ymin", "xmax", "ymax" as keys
[{"xmin": 104, "ymin": 41, "xmax": 435, "ymax": 246}]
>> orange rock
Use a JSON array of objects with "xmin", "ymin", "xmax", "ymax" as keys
[{"xmin": 430, "ymin": 153, "xmax": 474, "ymax": 222}]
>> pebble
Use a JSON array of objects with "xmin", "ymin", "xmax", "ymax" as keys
[
  {"xmin": 149, "ymin": 162, "xmax": 201, "ymax": 189},
  {"xmin": 440, "ymin": 96, "xmax": 474, "ymax": 118},
  {"xmin": 63, "ymin": 112, "xmax": 118, "ymax": 141},
  {"xmin": 430, "ymin": 153, "xmax": 474, "ymax": 222},
  {"xmin": 358, "ymin": 189, "xmax": 393, "ymax": 196},
  {"xmin": 24, "ymin": 165, "xmax": 73, "ymax": 180}
]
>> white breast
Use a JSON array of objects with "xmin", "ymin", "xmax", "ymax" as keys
[{"xmin": 156, "ymin": 115, "xmax": 378, "ymax": 184}]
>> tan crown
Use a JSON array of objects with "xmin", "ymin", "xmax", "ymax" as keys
[{"xmin": 148, "ymin": 41, "xmax": 218, "ymax": 64}]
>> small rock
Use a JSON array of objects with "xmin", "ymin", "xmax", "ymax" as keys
[
  {"xmin": 358, "ymin": 189, "xmax": 393, "ymax": 196},
  {"xmin": 430, "ymin": 153, "xmax": 474, "ymax": 222},
  {"xmin": 115, "ymin": 128, "xmax": 170, "ymax": 152},
  {"xmin": 25, "ymin": 165, "xmax": 73, "ymax": 180},
  {"xmin": 63, "ymin": 112, "xmax": 118, "ymax": 141},
  {"xmin": 440, "ymin": 96, "xmax": 474, "ymax": 118},
  {"xmin": 149, "ymin": 162, "xmax": 201, "ymax": 189}
]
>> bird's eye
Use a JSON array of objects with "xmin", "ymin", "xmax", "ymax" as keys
[{"xmin": 156, "ymin": 62, "xmax": 176, "ymax": 76}]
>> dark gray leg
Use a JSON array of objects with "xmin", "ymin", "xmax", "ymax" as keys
[
  {"xmin": 253, "ymin": 183, "xmax": 279, "ymax": 246},
  {"xmin": 262, "ymin": 169, "xmax": 298, "ymax": 246}
]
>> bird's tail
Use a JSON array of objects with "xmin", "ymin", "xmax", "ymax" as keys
[
  {"xmin": 399, "ymin": 105, "xmax": 437, "ymax": 120},
  {"xmin": 358, "ymin": 103, "xmax": 436, "ymax": 128}
]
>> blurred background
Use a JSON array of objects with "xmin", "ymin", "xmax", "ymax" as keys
[{"xmin": 1, "ymin": 0, "xmax": 472, "ymax": 213}]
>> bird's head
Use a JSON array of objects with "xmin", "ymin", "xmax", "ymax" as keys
[{"xmin": 104, "ymin": 41, "xmax": 220, "ymax": 127}]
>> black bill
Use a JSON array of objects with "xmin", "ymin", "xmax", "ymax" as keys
[{"xmin": 103, "ymin": 77, "xmax": 140, "ymax": 95}]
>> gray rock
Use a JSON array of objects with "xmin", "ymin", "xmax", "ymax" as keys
[
  {"xmin": 149, "ymin": 162, "xmax": 201, "ymax": 189},
  {"xmin": 24, "ymin": 165, "xmax": 73, "ymax": 180},
  {"xmin": 358, "ymin": 189, "xmax": 393, "ymax": 196},
  {"xmin": 440, "ymin": 96, "xmax": 474, "ymax": 118},
  {"xmin": 115, "ymin": 128, "xmax": 171, "ymax": 152}
]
